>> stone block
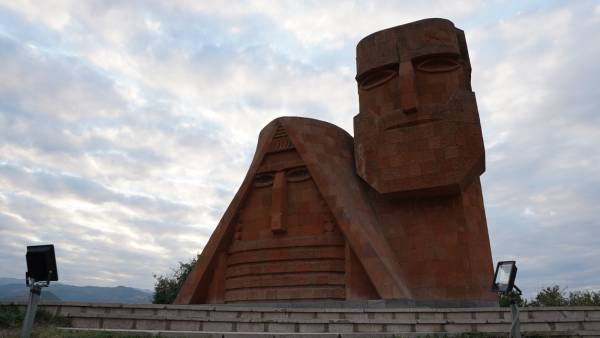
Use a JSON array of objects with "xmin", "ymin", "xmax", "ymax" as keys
[
  {"xmin": 136, "ymin": 319, "xmax": 165, "ymax": 330},
  {"xmin": 170, "ymin": 320, "xmax": 200, "ymax": 331},
  {"xmin": 42, "ymin": 305, "xmax": 59, "ymax": 315},
  {"xmin": 344, "ymin": 312, "xmax": 368, "ymax": 321},
  {"xmin": 209, "ymin": 311, "xmax": 239, "ymax": 320},
  {"xmin": 521, "ymin": 322, "xmax": 552, "ymax": 332},
  {"xmin": 530, "ymin": 310, "xmax": 562, "ymax": 321},
  {"xmin": 356, "ymin": 323, "xmax": 384, "ymax": 332},
  {"xmin": 561, "ymin": 310, "xmax": 586, "ymax": 320},
  {"xmin": 583, "ymin": 321, "xmax": 600, "ymax": 330},
  {"xmin": 61, "ymin": 306, "xmax": 86, "ymax": 315},
  {"xmin": 417, "ymin": 312, "xmax": 445, "ymax": 320},
  {"xmin": 83, "ymin": 307, "xmax": 109, "ymax": 315},
  {"xmin": 555, "ymin": 321, "xmax": 582, "ymax": 331},
  {"xmin": 267, "ymin": 323, "xmax": 296, "ymax": 333},
  {"xmin": 414, "ymin": 323, "xmax": 443, "ymax": 333},
  {"xmin": 587, "ymin": 310, "xmax": 600, "ymax": 319},
  {"xmin": 102, "ymin": 318, "xmax": 134, "ymax": 330},
  {"xmin": 328, "ymin": 323, "xmax": 354, "ymax": 333},
  {"xmin": 237, "ymin": 322, "xmax": 265, "ymax": 332},
  {"xmin": 371, "ymin": 312, "xmax": 393, "ymax": 320},
  {"xmin": 393, "ymin": 312, "xmax": 416, "ymax": 321},
  {"xmin": 110, "ymin": 308, "xmax": 134, "ymax": 315},
  {"xmin": 262, "ymin": 312, "xmax": 287, "ymax": 320},
  {"xmin": 288, "ymin": 312, "xmax": 315, "ymax": 320},
  {"xmin": 157, "ymin": 308, "xmax": 179, "ymax": 316},
  {"xmin": 71, "ymin": 317, "xmax": 100, "ymax": 329},
  {"xmin": 298, "ymin": 323, "xmax": 326, "ymax": 333},
  {"xmin": 180, "ymin": 309, "xmax": 209, "ymax": 318},
  {"xmin": 317, "ymin": 312, "xmax": 341, "ymax": 320},
  {"xmin": 203, "ymin": 321, "xmax": 234, "ymax": 332},
  {"xmin": 444, "ymin": 323, "xmax": 472, "ymax": 333},
  {"xmin": 238, "ymin": 311, "xmax": 262, "ymax": 320},
  {"xmin": 384, "ymin": 324, "xmax": 412, "ymax": 333},
  {"xmin": 475, "ymin": 311, "xmax": 500, "ymax": 320},
  {"xmin": 446, "ymin": 312, "xmax": 472, "ymax": 321},
  {"xmin": 133, "ymin": 308, "xmax": 156, "ymax": 316},
  {"xmin": 475, "ymin": 323, "xmax": 511, "ymax": 332}
]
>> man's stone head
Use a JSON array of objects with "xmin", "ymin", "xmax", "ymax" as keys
[{"xmin": 354, "ymin": 18, "xmax": 485, "ymax": 197}]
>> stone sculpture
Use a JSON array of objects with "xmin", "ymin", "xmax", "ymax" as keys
[{"xmin": 175, "ymin": 18, "xmax": 496, "ymax": 307}]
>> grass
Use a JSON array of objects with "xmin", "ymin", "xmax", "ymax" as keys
[
  {"xmin": 0, "ymin": 327, "xmax": 157, "ymax": 338},
  {"xmin": 0, "ymin": 304, "xmax": 72, "ymax": 338}
]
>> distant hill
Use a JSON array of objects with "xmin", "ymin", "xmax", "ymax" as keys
[
  {"xmin": 0, "ymin": 277, "xmax": 152, "ymax": 304},
  {"xmin": 0, "ymin": 278, "xmax": 24, "ymax": 286}
]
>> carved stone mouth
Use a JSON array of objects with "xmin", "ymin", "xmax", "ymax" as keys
[{"xmin": 384, "ymin": 118, "xmax": 441, "ymax": 130}]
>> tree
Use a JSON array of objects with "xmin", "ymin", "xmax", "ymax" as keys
[
  {"xmin": 498, "ymin": 285, "xmax": 600, "ymax": 307},
  {"xmin": 498, "ymin": 291, "xmax": 527, "ymax": 307},
  {"xmin": 567, "ymin": 290, "xmax": 600, "ymax": 306},
  {"xmin": 152, "ymin": 257, "xmax": 197, "ymax": 304},
  {"xmin": 528, "ymin": 285, "xmax": 567, "ymax": 307}
]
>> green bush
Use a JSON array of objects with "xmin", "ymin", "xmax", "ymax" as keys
[
  {"xmin": 501, "ymin": 285, "xmax": 600, "ymax": 307},
  {"xmin": 0, "ymin": 304, "xmax": 70, "ymax": 330},
  {"xmin": 498, "ymin": 291, "xmax": 527, "ymax": 307},
  {"xmin": 527, "ymin": 285, "xmax": 567, "ymax": 307},
  {"xmin": 152, "ymin": 256, "xmax": 197, "ymax": 304},
  {"xmin": 0, "ymin": 304, "xmax": 24, "ymax": 328},
  {"xmin": 566, "ymin": 289, "xmax": 600, "ymax": 306}
]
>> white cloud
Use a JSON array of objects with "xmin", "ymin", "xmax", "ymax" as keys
[{"xmin": 0, "ymin": 1, "xmax": 598, "ymax": 296}]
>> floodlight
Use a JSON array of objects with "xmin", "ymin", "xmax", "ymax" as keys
[
  {"xmin": 492, "ymin": 260, "xmax": 517, "ymax": 294},
  {"xmin": 492, "ymin": 260, "xmax": 522, "ymax": 338},
  {"xmin": 25, "ymin": 244, "xmax": 58, "ymax": 285},
  {"xmin": 22, "ymin": 244, "xmax": 58, "ymax": 338}
]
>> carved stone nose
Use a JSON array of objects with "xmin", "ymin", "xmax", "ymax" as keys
[
  {"xmin": 270, "ymin": 171, "xmax": 287, "ymax": 234},
  {"xmin": 398, "ymin": 61, "xmax": 419, "ymax": 115}
]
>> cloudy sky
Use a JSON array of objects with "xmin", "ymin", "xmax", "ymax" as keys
[{"xmin": 1, "ymin": 1, "xmax": 599, "ymax": 297}]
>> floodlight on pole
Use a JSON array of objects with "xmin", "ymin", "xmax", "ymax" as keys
[
  {"xmin": 492, "ymin": 260, "xmax": 521, "ymax": 338},
  {"xmin": 21, "ymin": 244, "xmax": 58, "ymax": 338}
]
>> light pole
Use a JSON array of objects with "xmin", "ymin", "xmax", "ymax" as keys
[
  {"xmin": 492, "ymin": 260, "xmax": 521, "ymax": 338},
  {"xmin": 21, "ymin": 244, "xmax": 58, "ymax": 338}
]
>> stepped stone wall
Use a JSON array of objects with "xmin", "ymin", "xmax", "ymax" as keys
[{"xmin": 5, "ymin": 301, "xmax": 600, "ymax": 337}]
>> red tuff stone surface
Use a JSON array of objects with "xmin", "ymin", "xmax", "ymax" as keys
[{"xmin": 175, "ymin": 18, "xmax": 496, "ymax": 306}]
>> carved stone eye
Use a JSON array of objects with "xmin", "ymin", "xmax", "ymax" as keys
[
  {"xmin": 415, "ymin": 56, "xmax": 461, "ymax": 73},
  {"xmin": 359, "ymin": 68, "xmax": 397, "ymax": 90},
  {"xmin": 286, "ymin": 167, "xmax": 311, "ymax": 182},
  {"xmin": 254, "ymin": 173, "xmax": 274, "ymax": 187}
]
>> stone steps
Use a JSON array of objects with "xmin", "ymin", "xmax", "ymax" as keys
[
  {"xmin": 56, "ymin": 327, "xmax": 600, "ymax": 338},
  {"xmin": 4, "ymin": 302, "xmax": 600, "ymax": 336}
]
